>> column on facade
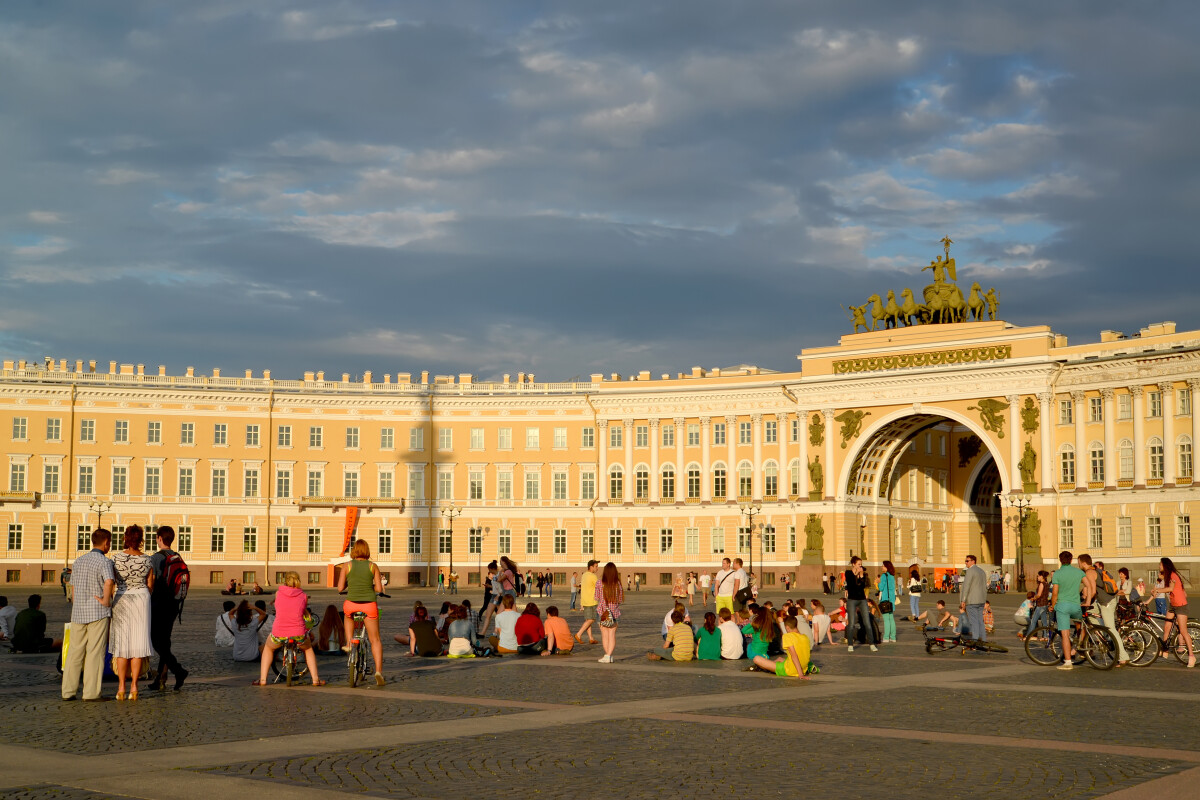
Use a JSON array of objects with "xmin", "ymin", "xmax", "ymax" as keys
[
  {"xmin": 778, "ymin": 412, "xmax": 789, "ymax": 497},
  {"xmin": 700, "ymin": 418, "xmax": 712, "ymax": 501},
  {"xmin": 1007, "ymin": 395, "xmax": 1020, "ymax": 492},
  {"xmin": 823, "ymin": 408, "xmax": 835, "ymax": 500},
  {"xmin": 1101, "ymin": 388, "xmax": 1116, "ymax": 489},
  {"xmin": 797, "ymin": 410, "xmax": 809, "ymax": 497},
  {"xmin": 597, "ymin": 420, "xmax": 609, "ymax": 502},
  {"xmin": 623, "ymin": 419, "xmax": 634, "ymax": 499},
  {"xmin": 1162, "ymin": 382, "xmax": 1176, "ymax": 486},
  {"xmin": 1192, "ymin": 380, "xmax": 1200, "ymax": 481},
  {"xmin": 673, "ymin": 417, "xmax": 685, "ymax": 501},
  {"xmin": 1131, "ymin": 386, "xmax": 1146, "ymax": 488},
  {"xmin": 648, "ymin": 419, "xmax": 660, "ymax": 502},
  {"xmin": 725, "ymin": 415, "xmax": 737, "ymax": 500},
  {"xmin": 1038, "ymin": 393, "xmax": 1053, "ymax": 491},
  {"xmin": 1072, "ymin": 391, "xmax": 1087, "ymax": 490},
  {"xmin": 751, "ymin": 413, "xmax": 763, "ymax": 500}
]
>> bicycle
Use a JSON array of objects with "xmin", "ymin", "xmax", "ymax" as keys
[
  {"xmin": 269, "ymin": 607, "xmax": 319, "ymax": 685},
  {"xmin": 923, "ymin": 625, "xmax": 1009, "ymax": 655},
  {"xmin": 1024, "ymin": 605, "xmax": 1117, "ymax": 669},
  {"xmin": 343, "ymin": 591, "xmax": 389, "ymax": 688},
  {"xmin": 1119, "ymin": 603, "xmax": 1200, "ymax": 666}
]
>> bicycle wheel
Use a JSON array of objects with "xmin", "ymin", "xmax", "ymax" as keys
[
  {"xmin": 1024, "ymin": 626, "xmax": 1061, "ymax": 666},
  {"xmin": 974, "ymin": 640, "xmax": 1009, "ymax": 654},
  {"xmin": 1169, "ymin": 622, "xmax": 1200, "ymax": 664},
  {"xmin": 285, "ymin": 649, "xmax": 295, "ymax": 687},
  {"xmin": 925, "ymin": 636, "xmax": 954, "ymax": 653},
  {"xmin": 1084, "ymin": 626, "xmax": 1117, "ymax": 670},
  {"xmin": 348, "ymin": 643, "xmax": 360, "ymax": 687},
  {"xmin": 1121, "ymin": 625, "xmax": 1154, "ymax": 667}
]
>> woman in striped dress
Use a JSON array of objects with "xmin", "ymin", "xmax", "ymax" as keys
[{"xmin": 110, "ymin": 524, "xmax": 154, "ymax": 700}]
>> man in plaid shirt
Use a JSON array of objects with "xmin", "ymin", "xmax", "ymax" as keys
[{"xmin": 62, "ymin": 529, "xmax": 116, "ymax": 701}]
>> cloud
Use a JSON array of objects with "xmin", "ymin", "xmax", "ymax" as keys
[{"xmin": 27, "ymin": 211, "xmax": 64, "ymax": 224}]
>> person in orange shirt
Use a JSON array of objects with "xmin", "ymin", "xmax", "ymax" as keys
[{"xmin": 541, "ymin": 606, "xmax": 574, "ymax": 656}]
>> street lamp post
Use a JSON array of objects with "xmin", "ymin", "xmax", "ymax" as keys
[
  {"xmin": 998, "ymin": 493, "xmax": 1033, "ymax": 592},
  {"xmin": 87, "ymin": 499, "xmax": 111, "ymax": 530},
  {"xmin": 741, "ymin": 502, "xmax": 761, "ymax": 581},
  {"xmin": 478, "ymin": 526, "xmax": 489, "ymax": 598},
  {"xmin": 442, "ymin": 503, "xmax": 462, "ymax": 586}
]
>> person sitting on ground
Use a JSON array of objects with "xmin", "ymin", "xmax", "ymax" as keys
[
  {"xmin": 251, "ymin": 582, "xmax": 264, "ymax": 595},
  {"xmin": 315, "ymin": 604, "xmax": 345, "ymax": 654},
  {"xmin": 515, "ymin": 602, "xmax": 546, "ymax": 654},
  {"xmin": 254, "ymin": 599, "xmax": 273, "ymax": 645},
  {"xmin": 460, "ymin": 599, "xmax": 480, "ymax": 636},
  {"xmin": 446, "ymin": 605, "xmax": 479, "ymax": 657},
  {"xmin": 786, "ymin": 606, "xmax": 815, "ymax": 645},
  {"xmin": 490, "ymin": 595, "xmax": 521, "ymax": 654},
  {"xmin": 215, "ymin": 600, "xmax": 236, "ymax": 647},
  {"xmin": 437, "ymin": 604, "xmax": 457, "ymax": 643},
  {"xmin": 0, "ymin": 596, "xmax": 17, "ymax": 642},
  {"xmin": 717, "ymin": 607, "xmax": 744, "ymax": 659},
  {"xmin": 228, "ymin": 600, "xmax": 268, "ymax": 661},
  {"xmin": 393, "ymin": 600, "xmax": 425, "ymax": 647},
  {"xmin": 647, "ymin": 610, "xmax": 696, "ymax": 662},
  {"xmin": 695, "ymin": 612, "xmax": 722, "ymax": 661},
  {"xmin": 983, "ymin": 601, "xmax": 995, "ymax": 635},
  {"xmin": 749, "ymin": 615, "xmax": 813, "ymax": 678},
  {"xmin": 541, "ymin": 606, "xmax": 573, "ymax": 656},
  {"xmin": 1015, "ymin": 592, "xmax": 1034, "ymax": 633},
  {"xmin": 810, "ymin": 600, "xmax": 834, "ymax": 646},
  {"xmin": 915, "ymin": 600, "xmax": 958, "ymax": 632},
  {"xmin": 253, "ymin": 572, "xmax": 324, "ymax": 686},
  {"xmin": 11, "ymin": 595, "xmax": 62, "ymax": 653},
  {"xmin": 794, "ymin": 598, "xmax": 811, "ymax": 621},
  {"xmin": 436, "ymin": 601, "xmax": 452, "ymax": 631},
  {"xmin": 408, "ymin": 606, "xmax": 443, "ymax": 657},
  {"xmin": 662, "ymin": 601, "xmax": 691, "ymax": 639},
  {"xmin": 742, "ymin": 607, "xmax": 775, "ymax": 663}
]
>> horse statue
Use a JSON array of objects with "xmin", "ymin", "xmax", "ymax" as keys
[
  {"xmin": 967, "ymin": 282, "xmax": 986, "ymax": 321},
  {"xmin": 899, "ymin": 288, "xmax": 926, "ymax": 326},
  {"xmin": 866, "ymin": 294, "xmax": 886, "ymax": 331},
  {"xmin": 883, "ymin": 290, "xmax": 902, "ymax": 329},
  {"xmin": 947, "ymin": 283, "xmax": 968, "ymax": 323}
]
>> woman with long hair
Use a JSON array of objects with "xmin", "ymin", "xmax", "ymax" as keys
[
  {"xmin": 1025, "ymin": 570, "xmax": 1050, "ymax": 639},
  {"xmin": 878, "ymin": 560, "xmax": 897, "ymax": 643},
  {"xmin": 595, "ymin": 562, "xmax": 623, "ymax": 662},
  {"xmin": 907, "ymin": 566, "xmax": 923, "ymax": 619},
  {"xmin": 1158, "ymin": 557, "xmax": 1195, "ymax": 667},
  {"xmin": 695, "ymin": 611, "xmax": 721, "ymax": 660}
]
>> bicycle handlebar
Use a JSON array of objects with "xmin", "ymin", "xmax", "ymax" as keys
[{"xmin": 338, "ymin": 590, "xmax": 391, "ymax": 598}]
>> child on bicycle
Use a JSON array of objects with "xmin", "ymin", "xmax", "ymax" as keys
[
  {"xmin": 337, "ymin": 538, "xmax": 386, "ymax": 686},
  {"xmin": 254, "ymin": 571, "xmax": 323, "ymax": 686}
]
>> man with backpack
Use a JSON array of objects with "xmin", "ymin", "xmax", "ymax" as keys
[
  {"xmin": 149, "ymin": 526, "xmax": 189, "ymax": 690},
  {"xmin": 1081, "ymin": 555, "xmax": 1129, "ymax": 666}
]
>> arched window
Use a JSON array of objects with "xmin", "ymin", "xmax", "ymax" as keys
[
  {"xmin": 1179, "ymin": 435, "xmax": 1194, "ymax": 480},
  {"xmin": 609, "ymin": 465, "xmax": 623, "ymax": 501},
  {"xmin": 1088, "ymin": 441, "xmax": 1105, "ymax": 484},
  {"xmin": 1059, "ymin": 444, "xmax": 1076, "ymax": 484},
  {"xmin": 1118, "ymin": 438, "xmax": 1134, "ymax": 481},
  {"xmin": 634, "ymin": 465, "xmax": 649, "ymax": 500},
  {"xmin": 738, "ymin": 461, "xmax": 753, "ymax": 498},
  {"xmin": 660, "ymin": 464, "xmax": 675, "ymax": 501},
  {"xmin": 763, "ymin": 460, "xmax": 779, "ymax": 498},
  {"xmin": 712, "ymin": 463, "xmax": 727, "ymax": 499},
  {"xmin": 686, "ymin": 463, "xmax": 701, "ymax": 499},
  {"xmin": 1148, "ymin": 437, "xmax": 1164, "ymax": 480}
]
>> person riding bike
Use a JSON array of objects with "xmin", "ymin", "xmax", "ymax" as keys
[
  {"xmin": 253, "ymin": 571, "xmax": 323, "ymax": 686},
  {"xmin": 337, "ymin": 538, "xmax": 386, "ymax": 686}
]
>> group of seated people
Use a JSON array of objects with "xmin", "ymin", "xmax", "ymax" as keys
[
  {"xmin": 0, "ymin": 595, "xmax": 63, "ymax": 654},
  {"xmin": 217, "ymin": 598, "xmax": 351, "ymax": 660},
  {"xmin": 394, "ymin": 596, "xmax": 573, "ymax": 657},
  {"xmin": 221, "ymin": 579, "xmax": 265, "ymax": 596}
]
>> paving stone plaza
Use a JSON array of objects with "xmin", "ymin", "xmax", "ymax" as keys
[{"xmin": 2, "ymin": 586, "xmax": 1198, "ymax": 799}]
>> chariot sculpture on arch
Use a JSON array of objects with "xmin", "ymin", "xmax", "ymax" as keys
[{"xmin": 847, "ymin": 236, "xmax": 1000, "ymax": 331}]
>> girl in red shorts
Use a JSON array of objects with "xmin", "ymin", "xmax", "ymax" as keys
[{"xmin": 337, "ymin": 538, "xmax": 386, "ymax": 685}]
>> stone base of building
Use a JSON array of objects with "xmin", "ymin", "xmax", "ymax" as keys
[{"xmin": 795, "ymin": 562, "xmax": 827, "ymax": 590}]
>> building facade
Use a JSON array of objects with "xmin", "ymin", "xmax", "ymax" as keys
[{"xmin": 2, "ymin": 318, "xmax": 1197, "ymax": 590}]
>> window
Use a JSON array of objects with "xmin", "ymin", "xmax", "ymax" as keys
[
  {"xmin": 1089, "ymin": 443, "xmax": 1105, "ymax": 483},
  {"xmin": 635, "ymin": 467, "xmax": 649, "ymax": 500},
  {"xmin": 525, "ymin": 529, "xmax": 539, "ymax": 555},
  {"xmin": 470, "ymin": 428, "xmax": 485, "ymax": 449},
  {"xmin": 1179, "ymin": 437, "xmax": 1194, "ymax": 479},
  {"xmin": 238, "ymin": 467, "xmax": 257, "ymax": 498},
  {"xmin": 379, "ymin": 471, "xmax": 394, "ymax": 498},
  {"xmin": 582, "ymin": 528, "xmax": 594, "ymax": 554},
  {"xmin": 43, "ymin": 464, "xmax": 59, "ymax": 494},
  {"xmin": 436, "ymin": 470, "xmax": 451, "ymax": 500},
  {"xmin": 181, "ymin": 422, "xmax": 194, "ymax": 445},
  {"xmin": 685, "ymin": 527, "xmax": 699, "ymax": 555},
  {"xmin": 111, "ymin": 525, "xmax": 126, "ymax": 550},
  {"xmin": 1060, "ymin": 446, "xmax": 1076, "ymax": 484},
  {"xmin": 375, "ymin": 528, "xmax": 391, "ymax": 556},
  {"xmin": 497, "ymin": 470, "xmax": 512, "ymax": 501},
  {"xmin": 277, "ymin": 426, "xmax": 292, "ymax": 447},
  {"xmin": 309, "ymin": 426, "xmax": 323, "ymax": 448},
  {"xmin": 765, "ymin": 420, "xmax": 777, "ymax": 444},
  {"xmin": 7, "ymin": 524, "xmax": 21, "ymax": 551},
  {"xmin": 711, "ymin": 527, "xmax": 725, "ymax": 554},
  {"xmin": 552, "ymin": 470, "xmax": 567, "ymax": 501},
  {"xmin": 245, "ymin": 425, "xmax": 260, "ymax": 446},
  {"xmin": 1148, "ymin": 391, "xmax": 1162, "ymax": 418},
  {"xmin": 661, "ymin": 466, "xmax": 675, "ymax": 501},
  {"xmin": 306, "ymin": 470, "xmax": 321, "ymax": 497},
  {"xmin": 111, "ymin": 465, "xmax": 127, "ymax": 495},
  {"xmin": 554, "ymin": 528, "xmax": 567, "ymax": 554},
  {"xmin": 925, "ymin": 432, "xmax": 932, "ymax": 454},
  {"xmin": 791, "ymin": 418, "xmax": 799, "ymax": 442},
  {"xmin": 1118, "ymin": 439, "xmax": 1134, "ymax": 481},
  {"xmin": 609, "ymin": 466, "xmax": 623, "ymax": 501},
  {"xmin": 737, "ymin": 527, "xmax": 752, "ymax": 554},
  {"xmin": 687, "ymin": 466, "xmax": 701, "ymax": 499},
  {"xmin": 9, "ymin": 463, "xmax": 25, "ymax": 492},
  {"xmin": 498, "ymin": 428, "xmax": 512, "ymax": 449},
  {"xmin": 1148, "ymin": 516, "xmax": 1162, "ymax": 548},
  {"xmin": 275, "ymin": 528, "xmax": 289, "ymax": 554},
  {"xmin": 738, "ymin": 462, "xmax": 753, "ymax": 497},
  {"xmin": 145, "ymin": 466, "xmax": 161, "ymax": 496},
  {"xmin": 660, "ymin": 528, "xmax": 673, "ymax": 554},
  {"xmin": 467, "ymin": 527, "xmax": 481, "ymax": 555},
  {"xmin": 179, "ymin": 467, "xmax": 194, "ymax": 497},
  {"xmin": 581, "ymin": 427, "xmax": 594, "ymax": 448},
  {"xmin": 80, "ymin": 419, "xmax": 95, "ymax": 442},
  {"xmin": 76, "ymin": 524, "xmax": 91, "ymax": 553},
  {"xmin": 1118, "ymin": 393, "xmax": 1132, "ymax": 420},
  {"xmin": 147, "ymin": 421, "xmax": 161, "ymax": 444},
  {"xmin": 1089, "ymin": 397, "xmax": 1103, "ymax": 422},
  {"xmin": 1149, "ymin": 438, "xmax": 1165, "ymax": 480},
  {"xmin": 789, "ymin": 525, "xmax": 797, "ymax": 553},
  {"xmin": 525, "ymin": 427, "xmax": 539, "ymax": 449},
  {"xmin": 713, "ymin": 422, "xmax": 725, "ymax": 445},
  {"xmin": 713, "ymin": 465, "xmax": 727, "ymax": 499},
  {"xmin": 1088, "ymin": 518, "xmax": 1103, "ymax": 549},
  {"xmin": 211, "ymin": 527, "xmax": 225, "ymax": 553},
  {"xmin": 580, "ymin": 470, "xmax": 595, "ymax": 501},
  {"xmin": 345, "ymin": 427, "xmax": 360, "ymax": 449},
  {"xmin": 213, "ymin": 423, "xmax": 227, "ymax": 445},
  {"xmin": 1058, "ymin": 399, "xmax": 1073, "ymax": 425},
  {"xmin": 687, "ymin": 424, "xmax": 700, "ymax": 446},
  {"xmin": 211, "ymin": 467, "xmax": 227, "ymax": 497},
  {"xmin": 1177, "ymin": 515, "xmax": 1192, "ymax": 547},
  {"xmin": 437, "ymin": 428, "xmax": 451, "ymax": 450},
  {"xmin": 635, "ymin": 425, "xmax": 648, "ymax": 448},
  {"xmin": 409, "ymin": 427, "xmax": 424, "ymax": 450},
  {"xmin": 469, "ymin": 470, "xmax": 484, "ymax": 501},
  {"xmin": 1118, "ymin": 517, "xmax": 1132, "ymax": 548},
  {"xmin": 114, "ymin": 420, "xmax": 129, "ymax": 443},
  {"xmin": 1180, "ymin": 388, "xmax": 1193, "ymax": 416},
  {"xmin": 439, "ymin": 529, "xmax": 452, "ymax": 554},
  {"xmin": 343, "ymin": 470, "xmax": 359, "ymax": 498},
  {"xmin": 45, "ymin": 418, "xmax": 61, "ymax": 441},
  {"xmin": 609, "ymin": 425, "xmax": 622, "ymax": 448},
  {"xmin": 408, "ymin": 469, "xmax": 424, "ymax": 500},
  {"xmin": 790, "ymin": 462, "xmax": 800, "ymax": 497},
  {"xmin": 764, "ymin": 462, "xmax": 778, "ymax": 497},
  {"xmin": 380, "ymin": 427, "xmax": 394, "ymax": 449},
  {"xmin": 241, "ymin": 527, "xmax": 257, "ymax": 554},
  {"xmin": 762, "ymin": 525, "xmax": 776, "ymax": 554},
  {"xmin": 739, "ymin": 422, "xmax": 752, "ymax": 444},
  {"xmin": 177, "ymin": 527, "xmax": 191, "ymax": 552},
  {"xmin": 78, "ymin": 464, "xmax": 94, "ymax": 495},
  {"xmin": 608, "ymin": 529, "xmax": 622, "ymax": 554},
  {"xmin": 524, "ymin": 470, "xmax": 539, "ymax": 500},
  {"xmin": 307, "ymin": 529, "xmax": 321, "ymax": 554},
  {"xmin": 662, "ymin": 424, "xmax": 674, "ymax": 448},
  {"xmin": 634, "ymin": 528, "xmax": 648, "ymax": 555},
  {"xmin": 407, "ymin": 529, "xmax": 422, "ymax": 554},
  {"xmin": 1058, "ymin": 519, "xmax": 1074, "ymax": 550},
  {"xmin": 498, "ymin": 528, "xmax": 511, "ymax": 554}
]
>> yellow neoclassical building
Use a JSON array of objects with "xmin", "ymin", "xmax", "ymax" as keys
[{"xmin": 2, "ymin": 303, "xmax": 1198, "ymax": 591}]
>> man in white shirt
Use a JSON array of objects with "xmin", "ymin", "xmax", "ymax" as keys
[
  {"xmin": 730, "ymin": 558, "xmax": 749, "ymax": 612},
  {"xmin": 214, "ymin": 601, "xmax": 236, "ymax": 647},
  {"xmin": 717, "ymin": 608, "xmax": 744, "ymax": 659},
  {"xmin": 491, "ymin": 595, "xmax": 521, "ymax": 653},
  {"xmin": 699, "ymin": 572, "xmax": 712, "ymax": 606},
  {"xmin": 714, "ymin": 558, "xmax": 736, "ymax": 615},
  {"xmin": 0, "ymin": 596, "xmax": 17, "ymax": 641}
]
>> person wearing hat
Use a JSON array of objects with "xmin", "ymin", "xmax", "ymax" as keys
[{"xmin": 574, "ymin": 560, "xmax": 600, "ymax": 645}]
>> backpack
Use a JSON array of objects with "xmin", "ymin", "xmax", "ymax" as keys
[
  {"xmin": 1095, "ymin": 567, "xmax": 1118, "ymax": 599},
  {"xmin": 161, "ymin": 552, "xmax": 191, "ymax": 618}
]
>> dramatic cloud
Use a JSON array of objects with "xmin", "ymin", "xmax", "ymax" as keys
[{"xmin": 0, "ymin": 1, "xmax": 1196, "ymax": 380}]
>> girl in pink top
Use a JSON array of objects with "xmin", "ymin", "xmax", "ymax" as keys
[{"xmin": 254, "ymin": 572, "xmax": 324, "ymax": 686}]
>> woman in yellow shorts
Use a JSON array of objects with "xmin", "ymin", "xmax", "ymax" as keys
[{"xmin": 337, "ymin": 539, "xmax": 386, "ymax": 685}]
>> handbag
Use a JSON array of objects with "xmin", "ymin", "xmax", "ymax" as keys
[
  {"xmin": 879, "ymin": 601, "xmax": 894, "ymax": 614},
  {"xmin": 599, "ymin": 609, "xmax": 617, "ymax": 628},
  {"xmin": 734, "ymin": 586, "xmax": 754, "ymax": 605}
]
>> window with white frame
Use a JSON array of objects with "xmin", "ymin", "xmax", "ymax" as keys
[
  {"xmin": 687, "ymin": 466, "xmax": 702, "ymax": 499},
  {"xmin": 380, "ymin": 427, "xmax": 394, "ymax": 449},
  {"xmin": 739, "ymin": 422, "xmax": 752, "ymax": 444},
  {"xmin": 8, "ymin": 523, "xmax": 25, "ymax": 551},
  {"xmin": 1148, "ymin": 391, "xmax": 1162, "ymax": 418},
  {"xmin": 210, "ymin": 527, "xmax": 225, "ymax": 553},
  {"xmin": 660, "ymin": 465, "xmax": 675, "ymax": 501},
  {"xmin": 242, "ymin": 527, "xmax": 257, "ymax": 553},
  {"xmin": 1118, "ymin": 517, "xmax": 1132, "ymax": 548},
  {"xmin": 179, "ymin": 421, "xmax": 193, "ymax": 445},
  {"xmin": 346, "ymin": 427, "xmax": 360, "ymax": 449},
  {"xmin": 765, "ymin": 420, "xmax": 777, "ymax": 443},
  {"xmin": 408, "ymin": 468, "xmax": 424, "ymax": 500},
  {"xmin": 554, "ymin": 427, "xmax": 567, "ymax": 449},
  {"xmin": 1060, "ymin": 445, "xmax": 1076, "ymax": 484},
  {"xmin": 344, "ymin": 470, "xmax": 359, "ymax": 498},
  {"xmin": 42, "ymin": 524, "xmax": 56, "ymax": 552},
  {"xmin": 1180, "ymin": 388, "xmax": 1192, "ymax": 416},
  {"xmin": 790, "ymin": 462, "xmax": 800, "ymax": 496},
  {"xmin": 378, "ymin": 529, "xmax": 392, "ymax": 555},
  {"xmin": 608, "ymin": 529, "xmax": 622, "ymax": 554},
  {"xmin": 179, "ymin": 467, "xmax": 195, "ymax": 497},
  {"xmin": 437, "ymin": 428, "xmax": 451, "ymax": 450},
  {"xmin": 467, "ymin": 527, "xmax": 481, "ymax": 554},
  {"xmin": 660, "ymin": 528, "xmax": 673, "ymax": 554},
  {"xmin": 525, "ymin": 427, "xmax": 539, "ymax": 449},
  {"xmin": 275, "ymin": 528, "xmax": 289, "ymax": 554},
  {"xmin": 1058, "ymin": 399, "xmax": 1073, "ymax": 425},
  {"xmin": 306, "ymin": 528, "xmax": 321, "ymax": 554},
  {"xmin": 114, "ymin": 419, "xmax": 129, "ymax": 443},
  {"xmin": 524, "ymin": 469, "xmax": 539, "ymax": 500},
  {"xmin": 713, "ymin": 465, "xmax": 727, "ymax": 499},
  {"xmin": 609, "ymin": 425, "xmax": 622, "ymax": 448},
  {"xmin": 609, "ymin": 466, "xmax": 623, "ymax": 500},
  {"xmin": 1058, "ymin": 519, "xmax": 1074, "ymax": 550},
  {"xmin": 711, "ymin": 527, "xmax": 725, "ymax": 554},
  {"xmin": 581, "ymin": 427, "xmax": 594, "ymax": 448},
  {"xmin": 439, "ymin": 529, "xmax": 452, "ymax": 554},
  {"xmin": 498, "ymin": 528, "xmax": 511, "ymax": 554},
  {"xmin": 661, "ymin": 424, "xmax": 674, "ymax": 448},
  {"xmin": 43, "ymin": 464, "xmax": 59, "ymax": 494},
  {"xmin": 242, "ymin": 468, "xmax": 258, "ymax": 498},
  {"xmin": 10, "ymin": 417, "xmax": 27, "ymax": 440},
  {"xmin": 1088, "ymin": 518, "xmax": 1103, "ymax": 549},
  {"xmin": 80, "ymin": 419, "xmax": 95, "ymax": 442},
  {"xmin": 436, "ymin": 469, "xmax": 452, "ymax": 500},
  {"xmin": 738, "ymin": 462, "xmax": 752, "ymax": 497},
  {"xmin": 468, "ymin": 470, "xmax": 484, "ymax": 501},
  {"xmin": 498, "ymin": 427, "xmax": 512, "ymax": 449},
  {"xmin": 8, "ymin": 462, "xmax": 25, "ymax": 492},
  {"xmin": 470, "ymin": 428, "xmax": 485, "ymax": 449},
  {"xmin": 635, "ymin": 466, "xmax": 649, "ymax": 500},
  {"xmin": 145, "ymin": 465, "xmax": 161, "ymax": 496},
  {"xmin": 46, "ymin": 418, "xmax": 61, "ymax": 441},
  {"xmin": 146, "ymin": 421, "xmax": 161, "ymax": 444},
  {"xmin": 1118, "ymin": 439, "xmax": 1134, "ymax": 481},
  {"xmin": 1177, "ymin": 516, "xmax": 1192, "ymax": 547},
  {"xmin": 1089, "ymin": 397, "xmax": 1103, "ymax": 422},
  {"xmin": 1118, "ymin": 393, "xmax": 1132, "ymax": 420},
  {"xmin": 111, "ymin": 465, "xmax": 127, "ymax": 495},
  {"xmin": 554, "ymin": 528, "xmax": 567, "ymax": 554},
  {"xmin": 581, "ymin": 528, "xmax": 594, "ymax": 554},
  {"xmin": 713, "ymin": 422, "xmax": 725, "ymax": 445},
  {"xmin": 552, "ymin": 470, "xmax": 567, "ymax": 500},
  {"xmin": 211, "ymin": 467, "xmax": 226, "ymax": 498},
  {"xmin": 685, "ymin": 527, "xmax": 699, "ymax": 555},
  {"xmin": 762, "ymin": 525, "xmax": 776, "ymax": 554},
  {"xmin": 409, "ymin": 427, "xmax": 424, "ymax": 451},
  {"xmin": 372, "ymin": 469, "xmax": 390, "ymax": 498},
  {"xmin": 305, "ymin": 470, "xmax": 320, "ymax": 497},
  {"xmin": 177, "ymin": 526, "xmax": 191, "ymax": 552},
  {"xmin": 791, "ymin": 418, "xmax": 800, "ymax": 442},
  {"xmin": 277, "ymin": 425, "xmax": 292, "ymax": 447},
  {"xmin": 497, "ymin": 470, "xmax": 512, "ymax": 500},
  {"xmin": 1148, "ymin": 516, "xmax": 1162, "ymax": 548},
  {"xmin": 525, "ymin": 529, "xmax": 539, "ymax": 554},
  {"xmin": 407, "ymin": 529, "xmax": 422, "ymax": 554},
  {"xmin": 309, "ymin": 426, "xmax": 323, "ymax": 447},
  {"xmin": 635, "ymin": 425, "xmax": 648, "ymax": 448},
  {"xmin": 764, "ymin": 462, "xmax": 778, "ymax": 497},
  {"xmin": 245, "ymin": 425, "xmax": 260, "ymax": 446},
  {"xmin": 634, "ymin": 528, "xmax": 648, "ymax": 555},
  {"xmin": 1179, "ymin": 436, "xmax": 1193, "ymax": 479},
  {"xmin": 687, "ymin": 424, "xmax": 700, "ymax": 446},
  {"xmin": 1149, "ymin": 438, "xmax": 1164, "ymax": 480},
  {"xmin": 1089, "ymin": 443, "xmax": 1105, "ymax": 483},
  {"xmin": 580, "ymin": 470, "xmax": 595, "ymax": 501},
  {"xmin": 77, "ymin": 464, "xmax": 94, "ymax": 495}
]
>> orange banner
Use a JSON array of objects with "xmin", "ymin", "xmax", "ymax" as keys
[{"xmin": 342, "ymin": 506, "xmax": 360, "ymax": 554}]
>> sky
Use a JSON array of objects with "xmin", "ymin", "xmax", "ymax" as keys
[{"xmin": 2, "ymin": 1, "xmax": 1198, "ymax": 382}]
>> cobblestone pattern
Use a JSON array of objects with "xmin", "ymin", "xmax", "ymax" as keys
[
  {"xmin": 3, "ymin": 684, "xmax": 513, "ymax": 754},
  {"xmin": 202, "ymin": 718, "xmax": 1186, "ymax": 800},
  {"xmin": 0, "ymin": 787, "xmax": 119, "ymax": 800},
  {"xmin": 984, "ymin": 665, "xmax": 1200, "ymax": 692}
]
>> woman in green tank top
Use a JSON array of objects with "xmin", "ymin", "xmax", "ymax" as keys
[{"xmin": 336, "ymin": 538, "xmax": 385, "ymax": 684}]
